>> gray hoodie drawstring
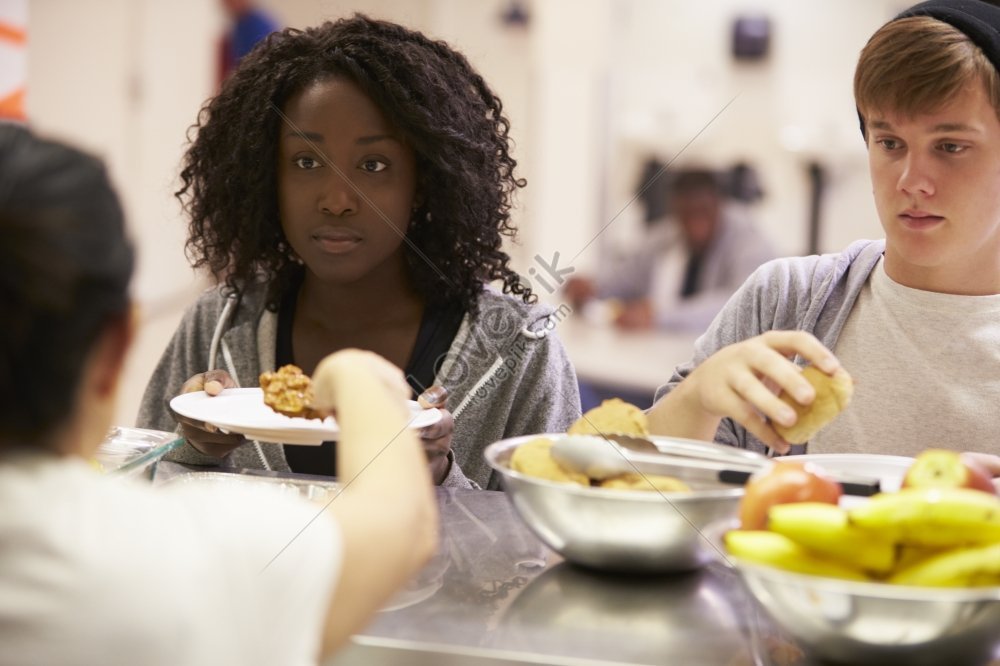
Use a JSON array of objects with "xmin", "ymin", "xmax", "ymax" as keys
[{"xmin": 207, "ymin": 294, "xmax": 272, "ymax": 471}]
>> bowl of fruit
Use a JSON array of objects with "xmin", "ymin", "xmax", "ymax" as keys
[{"xmin": 717, "ymin": 449, "xmax": 1000, "ymax": 666}]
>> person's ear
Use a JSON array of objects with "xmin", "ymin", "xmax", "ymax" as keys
[{"xmin": 92, "ymin": 304, "xmax": 137, "ymax": 398}]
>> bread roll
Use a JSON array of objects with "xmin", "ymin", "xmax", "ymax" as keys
[
  {"xmin": 510, "ymin": 437, "xmax": 590, "ymax": 486},
  {"xmin": 568, "ymin": 398, "xmax": 649, "ymax": 437},
  {"xmin": 600, "ymin": 473, "xmax": 690, "ymax": 492},
  {"xmin": 773, "ymin": 365, "xmax": 853, "ymax": 444}
]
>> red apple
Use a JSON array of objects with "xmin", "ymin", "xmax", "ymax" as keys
[
  {"xmin": 902, "ymin": 449, "xmax": 997, "ymax": 496},
  {"xmin": 738, "ymin": 460, "xmax": 843, "ymax": 530}
]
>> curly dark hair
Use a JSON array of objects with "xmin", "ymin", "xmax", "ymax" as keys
[{"xmin": 177, "ymin": 14, "xmax": 533, "ymax": 312}]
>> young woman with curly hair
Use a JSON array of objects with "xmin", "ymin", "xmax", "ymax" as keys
[{"xmin": 137, "ymin": 15, "xmax": 581, "ymax": 489}]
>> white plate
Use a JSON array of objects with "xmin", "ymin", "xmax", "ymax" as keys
[
  {"xmin": 169, "ymin": 388, "xmax": 442, "ymax": 446},
  {"xmin": 793, "ymin": 453, "xmax": 914, "ymax": 508}
]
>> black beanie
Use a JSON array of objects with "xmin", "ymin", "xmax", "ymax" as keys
[{"xmin": 858, "ymin": 0, "xmax": 1000, "ymax": 138}]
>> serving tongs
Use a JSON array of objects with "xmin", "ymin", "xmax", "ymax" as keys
[{"xmin": 550, "ymin": 433, "xmax": 882, "ymax": 496}]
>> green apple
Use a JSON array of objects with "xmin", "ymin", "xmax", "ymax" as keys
[{"xmin": 902, "ymin": 449, "xmax": 997, "ymax": 496}]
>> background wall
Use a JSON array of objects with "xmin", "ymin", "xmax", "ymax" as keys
[{"xmin": 23, "ymin": 0, "xmax": 908, "ymax": 426}]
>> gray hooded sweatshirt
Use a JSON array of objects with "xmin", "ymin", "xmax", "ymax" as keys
[
  {"xmin": 654, "ymin": 239, "xmax": 885, "ymax": 454},
  {"xmin": 136, "ymin": 283, "xmax": 581, "ymax": 489}
]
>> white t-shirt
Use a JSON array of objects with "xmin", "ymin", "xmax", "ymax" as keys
[
  {"xmin": 0, "ymin": 454, "xmax": 341, "ymax": 666},
  {"xmin": 811, "ymin": 258, "xmax": 1000, "ymax": 457}
]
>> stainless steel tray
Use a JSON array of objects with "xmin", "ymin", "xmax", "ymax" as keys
[{"xmin": 159, "ymin": 470, "xmax": 340, "ymax": 502}]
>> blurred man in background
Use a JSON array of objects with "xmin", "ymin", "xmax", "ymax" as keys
[{"xmin": 565, "ymin": 168, "xmax": 777, "ymax": 333}]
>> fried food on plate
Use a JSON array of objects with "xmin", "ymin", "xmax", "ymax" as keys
[
  {"xmin": 773, "ymin": 365, "xmax": 853, "ymax": 444},
  {"xmin": 259, "ymin": 364, "xmax": 321, "ymax": 419},
  {"xmin": 510, "ymin": 437, "xmax": 589, "ymax": 486},
  {"xmin": 568, "ymin": 398, "xmax": 649, "ymax": 436}
]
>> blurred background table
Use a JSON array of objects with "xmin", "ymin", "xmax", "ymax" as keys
[{"xmin": 556, "ymin": 317, "xmax": 699, "ymax": 410}]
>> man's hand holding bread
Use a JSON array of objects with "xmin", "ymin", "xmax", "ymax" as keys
[{"xmin": 647, "ymin": 331, "xmax": 851, "ymax": 453}]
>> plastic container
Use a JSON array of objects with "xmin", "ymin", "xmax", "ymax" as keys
[{"xmin": 94, "ymin": 426, "xmax": 183, "ymax": 479}]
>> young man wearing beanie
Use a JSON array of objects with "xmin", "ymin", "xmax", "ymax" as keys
[{"xmin": 646, "ymin": 0, "xmax": 1000, "ymax": 476}]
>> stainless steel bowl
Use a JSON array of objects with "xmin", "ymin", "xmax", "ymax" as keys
[
  {"xmin": 730, "ymin": 556, "xmax": 1000, "ymax": 665},
  {"xmin": 484, "ymin": 434, "xmax": 743, "ymax": 573}
]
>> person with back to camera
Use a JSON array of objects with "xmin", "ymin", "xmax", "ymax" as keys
[
  {"xmin": 564, "ymin": 168, "xmax": 777, "ymax": 333},
  {"xmin": 0, "ymin": 124, "xmax": 437, "ymax": 665},
  {"xmin": 136, "ymin": 15, "xmax": 581, "ymax": 490},
  {"xmin": 645, "ymin": 0, "xmax": 1000, "ymax": 476}
]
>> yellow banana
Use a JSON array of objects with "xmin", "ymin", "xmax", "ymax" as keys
[
  {"xmin": 724, "ymin": 530, "xmax": 870, "ymax": 581},
  {"xmin": 888, "ymin": 542, "xmax": 1000, "ymax": 587},
  {"xmin": 767, "ymin": 502, "xmax": 897, "ymax": 574},
  {"xmin": 891, "ymin": 545, "xmax": 948, "ymax": 574},
  {"xmin": 849, "ymin": 487, "xmax": 1000, "ymax": 548}
]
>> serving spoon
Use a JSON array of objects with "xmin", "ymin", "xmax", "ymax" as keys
[
  {"xmin": 551, "ymin": 435, "xmax": 762, "ymax": 485},
  {"xmin": 551, "ymin": 434, "xmax": 882, "ymax": 496}
]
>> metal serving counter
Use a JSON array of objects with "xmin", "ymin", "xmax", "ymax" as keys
[
  {"xmin": 324, "ymin": 486, "xmax": 800, "ymax": 666},
  {"xmin": 154, "ymin": 462, "xmax": 799, "ymax": 666}
]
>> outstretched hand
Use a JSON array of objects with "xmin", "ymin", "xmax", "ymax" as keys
[
  {"xmin": 311, "ymin": 350, "xmax": 411, "ymax": 414},
  {"xmin": 312, "ymin": 355, "xmax": 455, "ymax": 484}
]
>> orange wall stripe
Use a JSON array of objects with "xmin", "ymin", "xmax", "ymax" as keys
[
  {"xmin": 0, "ymin": 21, "xmax": 26, "ymax": 46},
  {"xmin": 0, "ymin": 88, "xmax": 26, "ymax": 120}
]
